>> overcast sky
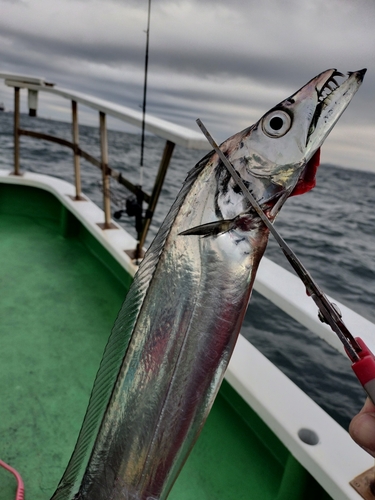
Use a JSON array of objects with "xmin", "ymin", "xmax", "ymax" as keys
[{"xmin": 0, "ymin": 0, "xmax": 374, "ymax": 172}]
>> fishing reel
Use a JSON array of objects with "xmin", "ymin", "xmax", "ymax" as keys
[
  {"xmin": 113, "ymin": 196, "xmax": 141, "ymax": 219},
  {"xmin": 113, "ymin": 186, "xmax": 144, "ymax": 236}
]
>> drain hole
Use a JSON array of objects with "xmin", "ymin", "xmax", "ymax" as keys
[{"xmin": 298, "ymin": 428, "xmax": 319, "ymax": 445}]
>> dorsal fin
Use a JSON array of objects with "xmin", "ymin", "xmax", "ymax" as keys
[{"xmin": 51, "ymin": 153, "xmax": 213, "ymax": 499}]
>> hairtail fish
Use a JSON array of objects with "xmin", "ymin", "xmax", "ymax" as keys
[{"xmin": 52, "ymin": 68, "xmax": 365, "ymax": 500}]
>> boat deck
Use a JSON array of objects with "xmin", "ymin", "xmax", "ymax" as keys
[{"xmin": 0, "ymin": 182, "xmax": 331, "ymax": 499}]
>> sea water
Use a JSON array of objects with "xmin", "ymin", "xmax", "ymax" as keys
[{"xmin": 1, "ymin": 112, "xmax": 374, "ymax": 429}]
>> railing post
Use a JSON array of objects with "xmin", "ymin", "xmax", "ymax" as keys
[
  {"xmin": 13, "ymin": 87, "xmax": 20, "ymax": 175},
  {"xmin": 71, "ymin": 100, "xmax": 82, "ymax": 200},
  {"xmin": 99, "ymin": 111, "xmax": 112, "ymax": 228}
]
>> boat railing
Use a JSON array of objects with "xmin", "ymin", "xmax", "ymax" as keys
[
  {"xmin": 0, "ymin": 72, "xmax": 209, "ymax": 256},
  {"xmin": 2, "ymin": 73, "xmax": 375, "ymax": 362}
]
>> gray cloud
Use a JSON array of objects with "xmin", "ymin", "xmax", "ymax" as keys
[{"xmin": 0, "ymin": 0, "xmax": 374, "ymax": 170}]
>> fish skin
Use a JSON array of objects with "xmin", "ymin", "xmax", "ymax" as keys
[{"xmin": 52, "ymin": 69, "xmax": 365, "ymax": 500}]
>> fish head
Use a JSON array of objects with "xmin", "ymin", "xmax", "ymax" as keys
[{"xmin": 217, "ymin": 69, "xmax": 366, "ymax": 222}]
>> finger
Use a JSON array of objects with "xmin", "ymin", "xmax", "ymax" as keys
[{"xmin": 349, "ymin": 398, "xmax": 375, "ymax": 457}]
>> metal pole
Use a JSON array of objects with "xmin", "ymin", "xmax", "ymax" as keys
[
  {"xmin": 140, "ymin": 0, "xmax": 152, "ymax": 184},
  {"xmin": 14, "ymin": 87, "xmax": 20, "ymax": 175},
  {"xmin": 137, "ymin": 139, "xmax": 175, "ymax": 251},
  {"xmin": 99, "ymin": 111, "xmax": 111, "ymax": 228},
  {"xmin": 72, "ymin": 100, "xmax": 82, "ymax": 199}
]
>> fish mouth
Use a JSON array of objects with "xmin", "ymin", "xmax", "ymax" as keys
[
  {"xmin": 307, "ymin": 70, "xmax": 345, "ymax": 140},
  {"xmin": 306, "ymin": 68, "xmax": 366, "ymax": 151},
  {"xmin": 287, "ymin": 68, "xmax": 366, "ymax": 199}
]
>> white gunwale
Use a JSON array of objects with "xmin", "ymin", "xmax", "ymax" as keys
[{"xmin": 1, "ymin": 168, "xmax": 373, "ymax": 500}]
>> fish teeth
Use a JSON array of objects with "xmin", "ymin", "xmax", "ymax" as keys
[
  {"xmin": 319, "ymin": 78, "xmax": 339, "ymax": 102},
  {"xmin": 318, "ymin": 72, "xmax": 345, "ymax": 103}
]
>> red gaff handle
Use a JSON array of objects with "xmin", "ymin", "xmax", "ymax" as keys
[{"xmin": 351, "ymin": 337, "xmax": 375, "ymax": 406}]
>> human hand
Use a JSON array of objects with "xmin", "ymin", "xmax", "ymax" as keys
[{"xmin": 349, "ymin": 398, "xmax": 375, "ymax": 457}]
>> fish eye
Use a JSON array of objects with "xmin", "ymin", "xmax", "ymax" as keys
[{"xmin": 261, "ymin": 110, "xmax": 292, "ymax": 138}]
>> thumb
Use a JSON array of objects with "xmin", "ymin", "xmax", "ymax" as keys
[{"xmin": 349, "ymin": 398, "xmax": 375, "ymax": 457}]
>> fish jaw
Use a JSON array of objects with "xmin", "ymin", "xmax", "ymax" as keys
[{"xmin": 305, "ymin": 68, "xmax": 366, "ymax": 160}]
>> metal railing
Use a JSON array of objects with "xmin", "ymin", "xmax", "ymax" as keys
[
  {"xmin": 3, "ymin": 74, "xmax": 375, "ymax": 354},
  {"xmin": 2, "ymin": 73, "xmax": 208, "ymax": 257}
]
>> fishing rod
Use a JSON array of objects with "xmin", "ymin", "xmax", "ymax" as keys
[
  {"xmin": 114, "ymin": 0, "xmax": 152, "ymax": 260},
  {"xmin": 140, "ymin": 0, "xmax": 152, "ymax": 183},
  {"xmin": 196, "ymin": 118, "xmax": 375, "ymax": 404},
  {"xmin": 134, "ymin": 0, "xmax": 152, "ymax": 262}
]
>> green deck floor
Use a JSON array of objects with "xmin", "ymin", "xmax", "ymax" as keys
[{"xmin": 0, "ymin": 184, "xmax": 331, "ymax": 499}]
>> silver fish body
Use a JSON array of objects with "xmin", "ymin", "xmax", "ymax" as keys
[
  {"xmin": 81, "ymin": 156, "xmax": 270, "ymax": 499},
  {"xmin": 52, "ymin": 69, "xmax": 365, "ymax": 500}
]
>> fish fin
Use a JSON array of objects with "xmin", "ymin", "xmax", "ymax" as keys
[
  {"xmin": 51, "ymin": 153, "xmax": 213, "ymax": 499},
  {"xmin": 180, "ymin": 210, "xmax": 265, "ymax": 237},
  {"xmin": 179, "ymin": 219, "xmax": 233, "ymax": 237}
]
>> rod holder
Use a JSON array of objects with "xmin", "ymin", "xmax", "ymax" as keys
[{"xmin": 28, "ymin": 89, "xmax": 38, "ymax": 117}]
